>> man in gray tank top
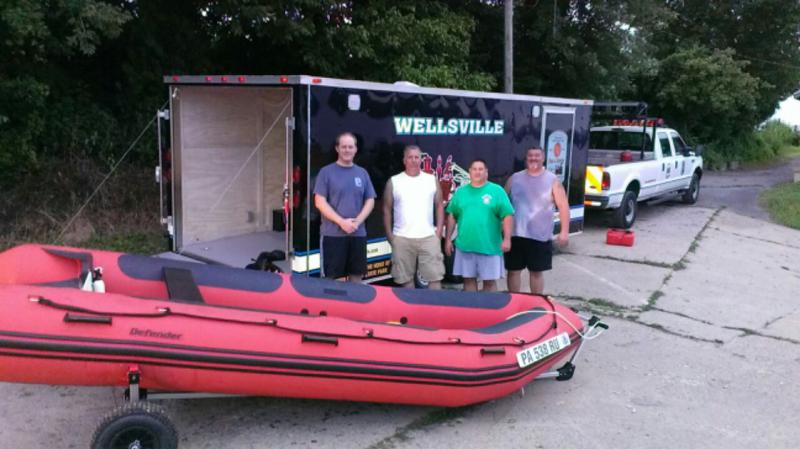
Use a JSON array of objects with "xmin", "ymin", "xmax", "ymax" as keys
[{"xmin": 504, "ymin": 147, "xmax": 570, "ymax": 294}]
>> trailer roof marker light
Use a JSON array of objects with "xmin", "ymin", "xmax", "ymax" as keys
[
  {"xmin": 205, "ymin": 76, "xmax": 212, "ymax": 82},
  {"xmin": 238, "ymin": 76, "xmax": 246, "ymax": 83},
  {"xmin": 348, "ymin": 94, "xmax": 361, "ymax": 111},
  {"xmin": 312, "ymin": 78, "xmax": 322, "ymax": 84},
  {"xmin": 221, "ymin": 76, "xmax": 229, "ymax": 83},
  {"xmin": 280, "ymin": 76, "xmax": 289, "ymax": 83},
  {"xmin": 172, "ymin": 75, "xmax": 180, "ymax": 82}
]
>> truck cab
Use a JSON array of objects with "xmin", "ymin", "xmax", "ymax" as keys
[{"xmin": 584, "ymin": 120, "xmax": 703, "ymax": 228}]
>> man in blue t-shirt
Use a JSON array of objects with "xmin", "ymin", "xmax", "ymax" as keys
[{"xmin": 313, "ymin": 132, "xmax": 376, "ymax": 282}]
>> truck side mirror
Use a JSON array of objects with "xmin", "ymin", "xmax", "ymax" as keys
[
  {"xmin": 685, "ymin": 145, "xmax": 703, "ymax": 157},
  {"xmin": 693, "ymin": 145, "xmax": 704, "ymax": 156}
]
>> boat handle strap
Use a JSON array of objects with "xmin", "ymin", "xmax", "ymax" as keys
[
  {"xmin": 480, "ymin": 347, "xmax": 506, "ymax": 355},
  {"xmin": 63, "ymin": 313, "xmax": 112, "ymax": 324},
  {"xmin": 302, "ymin": 334, "xmax": 339, "ymax": 346}
]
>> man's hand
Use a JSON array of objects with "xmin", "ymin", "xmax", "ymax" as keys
[
  {"xmin": 387, "ymin": 232, "xmax": 395, "ymax": 244},
  {"xmin": 338, "ymin": 218, "xmax": 359, "ymax": 234},
  {"xmin": 501, "ymin": 237, "xmax": 512, "ymax": 253},
  {"xmin": 434, "ymin": 227, "xmax": 442, "ymax": 239},
  {"xmin": 555, "ymin": 232, "xmax": 569, "ymax": 247},
  {"xmin": 444, "ymin": 239, "xmax": 454, "ymax": 257}
]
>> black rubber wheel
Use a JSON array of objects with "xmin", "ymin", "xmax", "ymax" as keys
[
  {"xmin": 681, "ymin": 173, "xmax": 700, "ymax": 204},
  {"xmin": 613, "ymin": 190, "xmax": 638, "ymax": 229},
  {"xmin": 91, "ymin": 402, "xmax": 178, "ymax": 449}
]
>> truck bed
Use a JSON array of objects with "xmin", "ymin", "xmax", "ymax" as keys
[{"xmin": 587, "ymin": 149, "xmax": 654, "ymax": 166}]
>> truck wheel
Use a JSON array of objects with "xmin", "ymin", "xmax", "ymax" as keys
[
  {"xmin": 681, "ymin": 174, "xmax": 700, "ymax": 204},
  {"xmin": 91, "ymin": 402, "xmax": 178, "ymax": 449},
  {"xmin": 613, "ymin": 190, "xmax": 638, "ymax": 229}
]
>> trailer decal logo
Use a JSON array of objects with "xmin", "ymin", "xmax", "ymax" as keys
[{"xmin": 393, "ymin": 117, "xmax": 504, "ymax": 136}]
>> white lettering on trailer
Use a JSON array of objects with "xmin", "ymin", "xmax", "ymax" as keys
[{"xmin": 394, "ymin": 116, "xmax": 504, "ymax": 136}]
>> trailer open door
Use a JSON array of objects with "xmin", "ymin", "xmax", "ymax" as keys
[{"xmin": 168, "ymin": 85, "xmax": 293, "ymax": 269}]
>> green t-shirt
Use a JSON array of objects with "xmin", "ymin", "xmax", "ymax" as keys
[{"xmin": 446, "ymin": 182, "xmax": 515, "ymax": 255}]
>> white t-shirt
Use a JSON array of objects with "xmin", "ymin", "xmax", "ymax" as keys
[{"xmin": 391, "ymin": 171, "xmax": 437, "ymax": 238}]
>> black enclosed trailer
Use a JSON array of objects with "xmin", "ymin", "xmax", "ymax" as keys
[{"xmin": 158, "ymin": 75, "xmax": 592, "ymax": 281}]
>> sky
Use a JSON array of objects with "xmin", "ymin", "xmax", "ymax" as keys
[{"xmin": 769, "ymin": 95, "xmax": 800, "ymax": 128}]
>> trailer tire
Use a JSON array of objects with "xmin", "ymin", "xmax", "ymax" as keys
[
  {"xmin": 91, "ymin": 402, "xmax": 178, "ymax": 449},
  {"xmin": 681, "ymin": 173, "xmax": 700, "ymax": 204},
  {"xmin": 613, "ymin": 190, "xmax": 638, "ymax": 229}
]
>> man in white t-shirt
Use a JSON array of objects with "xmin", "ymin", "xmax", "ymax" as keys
[{"xmin": 382, "ymin": 145, "xmax": 445, "ymax": 289}]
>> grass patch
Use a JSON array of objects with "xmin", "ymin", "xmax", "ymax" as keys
[
  {"xmin": 778, "ymin": 144, "xmax": 800, "ymax": 158},
  {"xmin": 83, "ymin": 231, "xmax": 167, "ymax": 255},
  {"xmin": 760, "ymin": 182, "xmax": 800, "ymax": 230}
]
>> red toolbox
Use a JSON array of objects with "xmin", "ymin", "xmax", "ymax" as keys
[{"xmin": 606, "ymin": 229, "xmax": 635, "ymax": 246}]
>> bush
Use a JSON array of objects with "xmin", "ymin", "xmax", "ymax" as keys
[
  {"xmin": 760, "ymin": 121, "xmax": 797, "ymax": 156},
  {"xmin": 702, "ymin": 121, "xmax": 799, "ymax": 168}
]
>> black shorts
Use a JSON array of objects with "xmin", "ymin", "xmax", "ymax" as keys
[
  {"xmin": 321, "ymin": 236, "xmax": 368, "ymax": 278},
  {"xmin": 504, "ymin": 237, "xmax": 552, "ymax": 272}
]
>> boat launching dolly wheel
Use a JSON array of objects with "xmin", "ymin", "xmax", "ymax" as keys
[
  {"xmin": 91, "ymin": 402, "xmax": 178, "ymax": 449},
  {"xmin": 91, "ymin": 365, "xmax": 178, "ymax": 449}
]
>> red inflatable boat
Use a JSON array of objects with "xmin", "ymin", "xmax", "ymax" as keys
[{"xmin": 0, "ymin": 244, "xmax": 606, "ymax": 447}]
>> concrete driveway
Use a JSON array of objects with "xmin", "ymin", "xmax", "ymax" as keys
[{"xmin": 1, "ymin": 168, "xmax": 799, "ymax": 448}]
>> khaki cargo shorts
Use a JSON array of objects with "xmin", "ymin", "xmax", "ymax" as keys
[{"xmin": 390, "ymin": 235, "xmax": 445, "ymax": 284}]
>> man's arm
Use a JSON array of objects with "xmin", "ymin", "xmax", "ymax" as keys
[
  {"xmin": 434, "ymin": 181, "xmax": 444, "ymax": 238},
  {"xmin": 552, "ymin": 180, "xmax": 570, "ymax": 246},
  {"xmin": 382, "ymin": 179, "xmax": 394, "ymax": 241},
  {"xmin": 354, "ymin": 197, "xmax": 375, "ymax": 229},
  {"xmin": 501, "ymin": 215, "xmax": 513, "ymax": 252},
  {"xmin": 444, "ymin": 214, "xmax": 456, "ymax": 256},
  {"xmin": 314, "ymin": 194, "xmax": 356, "ymax": 234}
]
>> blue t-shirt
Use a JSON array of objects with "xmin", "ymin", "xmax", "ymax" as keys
[{"xmin": 313, "ymin": 163, "xmax": 376, "ymax": 237}]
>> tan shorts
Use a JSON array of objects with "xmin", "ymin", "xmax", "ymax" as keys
[{"xmin": 390, "ymin": 235, "xmax": 445, "ymax": 284}]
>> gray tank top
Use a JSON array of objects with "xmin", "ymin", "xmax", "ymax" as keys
[{"xmin": 508, "ymin": 170, "xmax": 557, "ymax": 241}]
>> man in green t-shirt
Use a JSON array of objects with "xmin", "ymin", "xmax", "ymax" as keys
[{"xmin": 444, "ymin": 159, "xmax": 515, "ymax": 292}]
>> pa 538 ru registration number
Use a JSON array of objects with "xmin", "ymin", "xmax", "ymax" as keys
[{"xmin": 515, "ymin": 333, "xmax": 571, "ymax": 368}]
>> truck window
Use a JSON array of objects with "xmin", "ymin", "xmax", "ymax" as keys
[
  {"xmin": 670, "ymin": 132, "xmax": 687, "ymax": 154},
  {"xmin": 657, "ymin": 132, "xmax": 673, "ymax": 158},
  {"xmin": 590, "ymin": 130, "xmax": 653, "ymax": 153}
]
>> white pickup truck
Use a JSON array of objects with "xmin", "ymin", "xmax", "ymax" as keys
[{"xmin": 583, "ymin": 123, "xmax": 703, "ymax": 228}]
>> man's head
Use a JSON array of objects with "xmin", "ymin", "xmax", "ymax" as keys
[
  {"xmin": 402, "ymin": 145, "xmax": 422, "ymax": 176},
  {"xmin": 335, "ymin": 132, "xmax": 358, "ymax": 165},
  {"xmin": 526, "ymin": 147, "xmax": 545, "ymax": 171},
  {"xmin": 468, "ymin": 159, "xmax": 488, "ymax": 185}
]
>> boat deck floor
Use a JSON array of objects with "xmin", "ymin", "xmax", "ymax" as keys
[{"xmin": 161, "ymin": 231, "xmax": 291, "ymax": 272}]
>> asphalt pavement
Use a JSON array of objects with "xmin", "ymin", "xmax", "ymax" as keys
[{"xmin": 1, "ymin": 159, "xmax": 798, "ymax": 449}]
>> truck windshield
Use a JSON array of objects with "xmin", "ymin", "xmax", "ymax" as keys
[{"xmin": 590, "ymin": 131, "xmax": 652, "ymax": 151}]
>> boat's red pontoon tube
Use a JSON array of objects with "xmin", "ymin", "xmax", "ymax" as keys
[{"xmin": 0, "ymin": 244, "xmax": 607, "ymax": 448}]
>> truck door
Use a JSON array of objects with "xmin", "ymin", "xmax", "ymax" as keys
[
  {"xmin": 669, "ymin": 131, "xmax": 692, "ymax": 190},
  {"xmin": 656, "ymin": 131, "xmax": 675, "ymax": 196},
  {"xmin": 541, "ymin": 107, "xmax": 577, "ymax": 232}
]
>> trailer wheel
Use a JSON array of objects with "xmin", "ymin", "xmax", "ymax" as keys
[
  {"xmin": 613, "ymin": 190, "xmax": 638, "ymax": 229},
  {"xmin": 91, "ymin": 402, "xmax": 178, "ymax": 449},
  {"xmin": 681, "ymin": 173, "xmax": 700, "ymax": 204}
]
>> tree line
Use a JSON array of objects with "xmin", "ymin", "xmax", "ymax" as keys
[{"xmin": 1, "ymin": 0, "xmax": 799, "ymax": 186}]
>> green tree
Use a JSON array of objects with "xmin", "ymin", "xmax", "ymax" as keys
[
  {"xmin": 203, "ymin": 1, "xmax": 495, "ymax": 90},
  {"xmin": 0, "ymin": 1, "xmax": 130, "ymax": 183},
  {"xmin": 655, "ymin": 46, "xmax": 763, "ymax": 147}
]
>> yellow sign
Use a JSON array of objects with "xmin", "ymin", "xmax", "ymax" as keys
[{"xmin": 585, "ymin": 165, "xmax": 603, "ymax": 192}]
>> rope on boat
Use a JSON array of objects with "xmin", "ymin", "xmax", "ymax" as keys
[
  {"xmin": 54, "ymin": 100, "xmax": 170, "ymax": 244},
  {"xmin": 31, "ymin": 295, "xmax": 579, "ymax": 348},
  {"xmin": 504, "ymin": 309, "xmax": 608, "ymax": 341}
]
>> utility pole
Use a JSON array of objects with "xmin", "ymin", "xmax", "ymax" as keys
[{"xmin": 504, "ymin": 0, "xmax": 513, "ymax": 93}]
